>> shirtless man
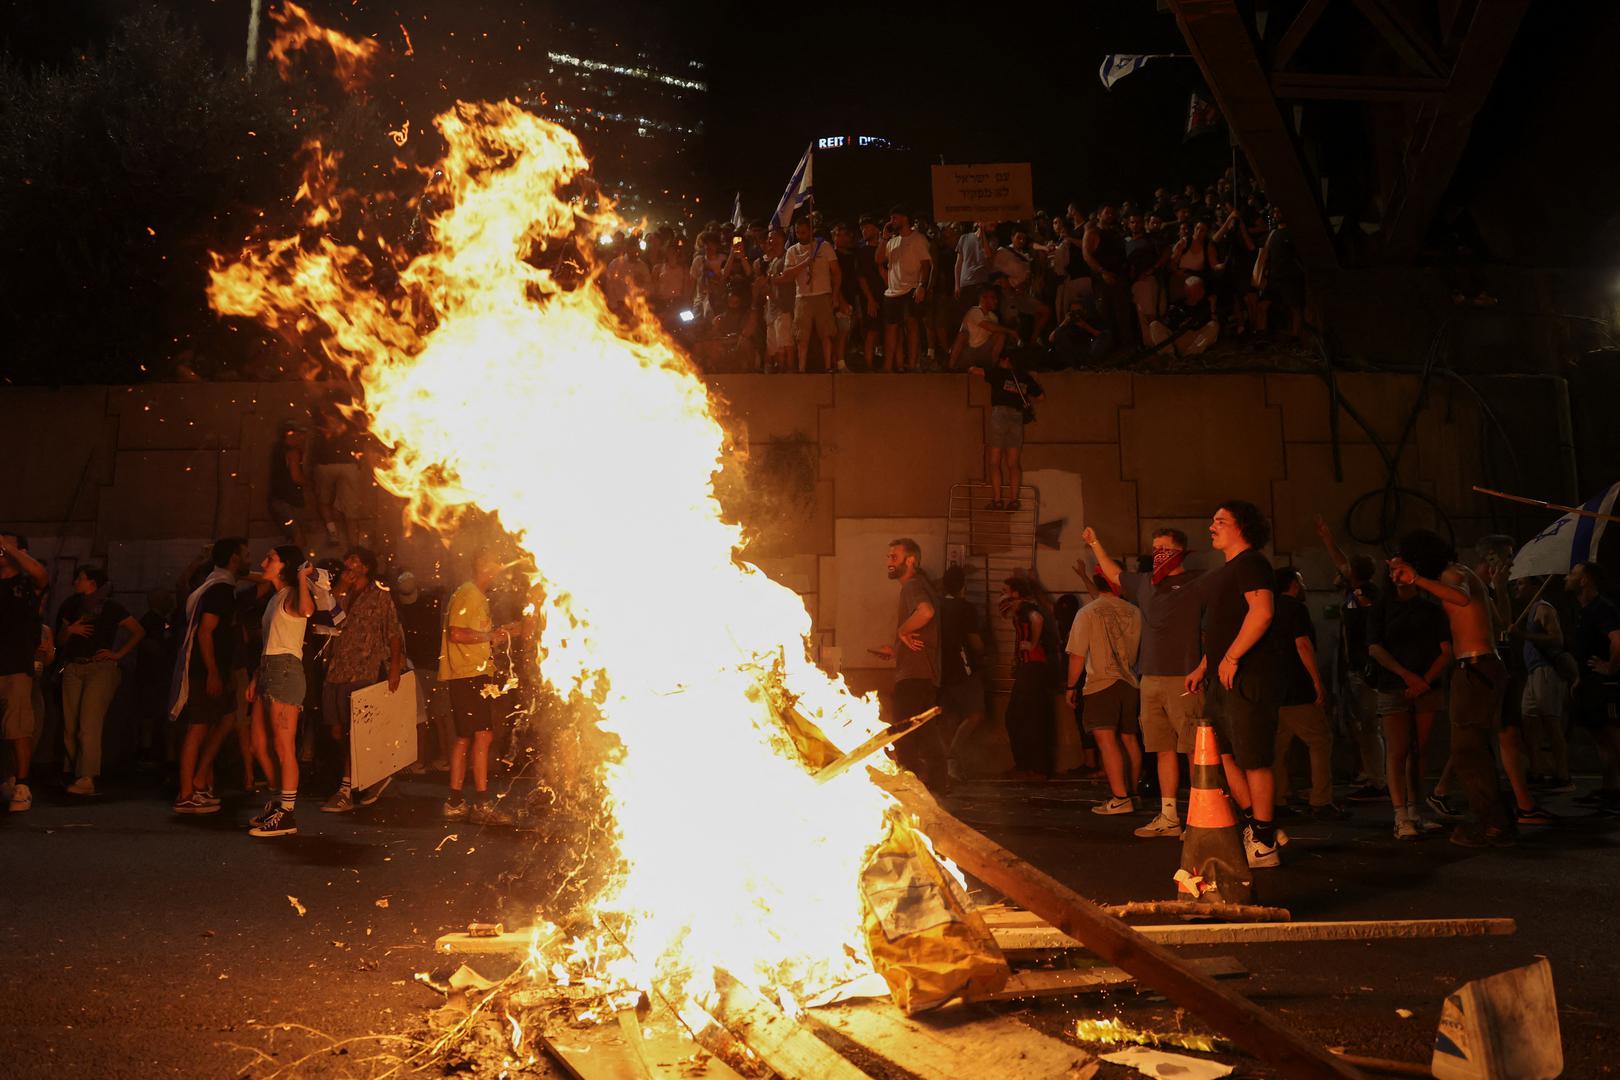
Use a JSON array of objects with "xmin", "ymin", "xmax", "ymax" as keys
[{"xmin": 1388, "ymin": 530, "xmax": 1514, "ymax": 847}]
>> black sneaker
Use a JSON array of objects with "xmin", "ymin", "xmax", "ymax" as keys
[
  {"xmin": 1346, "ymin": 783, "xmax": 1388, "ymax": 803},
  {"xmin": 249, "ymin": 806, "xmax": 297, "ymax": 837},
  {"xmin": 1426, "ymin": 793, "xmax": 1464, "ymax": 821},
  {"xmin": 1573, "ymin": 789, "xmax": 1620, "ymax": 808},
  {"xmin": 1516, "ymin": 805, "xmax": 1556, "ymax": 827},
  {"xmin": 248, "ymin": 800, "xmax": 277, "ymax": 828},
  {"xmin": 1311, "ymin": 802, "xmax": 1352, "ymax": 821}
]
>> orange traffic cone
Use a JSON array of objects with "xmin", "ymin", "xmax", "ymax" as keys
[{"xmin": 1175, "ymin": 720, "xmax": 1254, "ymax": 904}]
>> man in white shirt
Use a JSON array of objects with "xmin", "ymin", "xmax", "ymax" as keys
[
  {"xmin": 947, "ymin": 285, "xmax": 1015, "ymax": 371},
  {"xmin": 876, "ymin": 205, "xmax": 932, "ymax": 372},
  {"xmin": 1066, "ymin": 570, "xmax": 1145, "ymax": 816},
  {"xmin": 774, "ymin": 217, "xmax": 843, "ymax": 374}
]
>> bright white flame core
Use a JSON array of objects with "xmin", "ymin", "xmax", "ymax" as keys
[{"xmin": 211, "ymin": 101, "xmax": 893, "ymax": 1000}]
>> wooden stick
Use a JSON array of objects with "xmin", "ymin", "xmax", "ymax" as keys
[
  {"xmin": 872, "ymin": 769, "xmax": 1362, "ymax": 1080},
  {"xmin": 1100, "ymin": 900, "xmax": 1291, "ymax": 921},
  {"xmin": 971, "ymin": 956, "xmax": 1246, "ymax": 1002},
  {"xmin": 1472, "ymin": 485, "xmax": 1620, "ymax": 524},
  {"xmin": 989, "ymin": 917, "xmax": 1516, "ymax": 952},
  {"xmin": 814, "ymin": 708, "xmax": 942, "ymax": 785}
]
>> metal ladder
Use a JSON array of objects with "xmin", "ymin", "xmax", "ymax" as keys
[{"xmin": 944, "ymin": 482, "xmax": 1040, "ymax": 694}]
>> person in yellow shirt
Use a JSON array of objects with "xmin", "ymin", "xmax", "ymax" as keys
[{"xmin": 441, "ymin": 549, "xmax": 522, "ymax": 823}]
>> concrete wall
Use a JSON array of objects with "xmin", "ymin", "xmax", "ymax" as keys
[{"xmin": 1, "ymin": 371, "xmax": 1503, "ymax": 763}]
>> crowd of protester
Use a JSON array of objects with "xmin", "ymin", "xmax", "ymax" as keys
[
  {"xmin": 2, "ymin": 493, "xmax": 1616, "ymax": 868},
  {"xmin": 599, "ymin": 168, "xmax": 1310, "ymax": 377},
  {"xmin": 0, "ymin": 526, "xmax": 546, "ymax": 835},
  {"xmin": 878, "ymin": 502, "xmax": 1620, "ymax": 870}
]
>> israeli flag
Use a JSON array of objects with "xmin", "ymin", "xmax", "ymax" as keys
[
  {"xmin": 1511, "ymin": 481, "xmax": 1620, "ymax": 580},
  {"xmin": 1099, "ymin": 54, "xmax": 1156, "ymax": 89},
  {"xmin": 730, "ymin": 191, "xmax": 744, "ymax": 229},
  {"xmin": 771, "ymin": 144, "xmax": 814, "ymax": 230}
]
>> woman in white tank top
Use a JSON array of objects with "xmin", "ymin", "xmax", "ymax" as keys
[{"xmin": 246, "ymin": 545, "xmax": 314, "ymax": 837}]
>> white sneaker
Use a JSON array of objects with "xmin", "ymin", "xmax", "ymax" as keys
[
  {"xmin": 1394, "ymin": 816, "xmax": 1419, "ymax": 840},
  {"xmin": 1134, "ymin": 812, "xmax": 1183, "ymax": 837},
  {"xmin": 1092, "ymin": 795, "xmax": 1136, "ymax": 816},
  {"xmin": 1243, "ymin": 824, "xmax": 1282, "ymax": 868},
  {"xmin": 8, "ymin": 781, "xmax": 32, "ymax": 812}
]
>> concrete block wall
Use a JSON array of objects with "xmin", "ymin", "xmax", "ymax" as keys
[{"xmin": 2, "ymin": 373, "xmax": 1498, "ymax": 680}]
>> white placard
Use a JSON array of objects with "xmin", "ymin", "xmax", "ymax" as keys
[{"xmin": 349, "ymin": 671, "xmax": 419, "ymax": 790}]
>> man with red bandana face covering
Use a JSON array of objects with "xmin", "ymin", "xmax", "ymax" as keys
[{"xmin": 1084, "ymin": 525, "xmax": 1206, "ymax": 838}]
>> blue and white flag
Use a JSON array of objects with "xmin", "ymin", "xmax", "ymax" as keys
[
  {"xmin": 1099, "ymin": 54, "xmax": 1157, "ymax": 90},
  {"xmin": 1511, "ymin": 481, "xmax": 1620, "ymax": 580},
  {"xmin": 730, "ymin": 192, "xmax": 744, "ymax": 230},
  {"xmin": 771, "ymin": 144, "xmax": 814, "ymax": 231}
]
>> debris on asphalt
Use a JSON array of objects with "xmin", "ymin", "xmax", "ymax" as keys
[
  {"xmin": 1102, "ymin": 1046, "xmax": 1234, "ymax": 1079},
  {"xmin": 287, "ymin": 895, "xmax": 307, "ymax": 917},
  {"xmin": 1075, "ymin": 1017, "xmax": 1227, "ymax": 1053}
]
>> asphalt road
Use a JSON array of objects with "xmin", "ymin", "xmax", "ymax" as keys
[{"xmin": 3, "ymin": 771, "xmax": 1616, "ymax": 1078}]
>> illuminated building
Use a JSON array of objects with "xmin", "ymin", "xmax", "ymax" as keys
[{"xmin": 521, "ymin": 11, "xmax": 707, "ymax": 224}]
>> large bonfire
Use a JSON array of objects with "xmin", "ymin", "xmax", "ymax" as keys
[{"xmin": 210, "ymin": 87, "xmax": 901, "ymax": 1011}]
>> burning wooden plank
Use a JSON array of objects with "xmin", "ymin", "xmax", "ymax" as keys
[
  {"xmin": 806, "ymin": 1002, "xmax": 1094, "ymax": 1080},
  {"xmin": 872, "ymin": 768, "xmax": 1363, "ymax": 1080}
]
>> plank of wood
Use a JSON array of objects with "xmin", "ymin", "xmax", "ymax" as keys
[
  {"xmin": 538, "ymin": 1009, "xmax": 748, "ymax": 1080},
  {"xmin": 1101, "ymin": 901, "xmax": 1291, "ymax": 922},
  {"xmin": 808, "ymin": 1002, "xmax": 1093, "ymax": 1080},
  {"xmin": 616, "ymin": 1010, "xmax": 657, "ymax": 1080},
  {"xmin": 872, "ymin": 769, "xmax": 1362, "ymax": 1080},
  {"xmin": 991, "ymin": 917, "xmax": 1516, "ymax": 952},
  {"xmin": 437, "ymin": 929, "xmax": 538, "ymax": 954},
  {"xmin": 711, "ymin": 972, "xmax": 872, "ymax": 1080},
  {"xmin": 975, "ymin": 956, "xmax": 1247, "ymax": 1003}
]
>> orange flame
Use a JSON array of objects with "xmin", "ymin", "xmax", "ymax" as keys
[
  {"xmin": 208, "ymin": 101, "xmax": 896, "ymax": 1007},
  {"xmin": 267, "ymin": 1, "xmax": 381, "ymax": 92}
]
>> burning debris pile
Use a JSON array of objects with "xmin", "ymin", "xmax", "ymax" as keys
[{"xmin": 210, "ymin": 34, "xmax": 1002, "ymax": 1043}]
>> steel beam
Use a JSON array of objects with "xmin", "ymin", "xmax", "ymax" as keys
[
  {"xmin": 1380, "ymin": 0, "xmax": 1531, "ymax": 259},
  {"xmin": 1168, "ymin": 0, "xmax": 1339, "ymax": 267}
]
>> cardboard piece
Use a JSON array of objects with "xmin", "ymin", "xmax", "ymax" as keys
[
  {"xmin": 1102, "ymin": 1046, "xmax": 1233, "ymax": 1079},
  {"xmin": 349, "ymin": 671, "xmax": 419, "ymax": 789},
  {"xmin": 1432, "ymin": 957, "xmax": 1562, "ymax": 1080}
]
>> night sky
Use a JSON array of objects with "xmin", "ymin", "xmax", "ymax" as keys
[
  {"xmin": 2, "ymin": 0, "xmax": 1614, "ymax": 259},
  {"xmin": 1, "ymin": 1, "xmax": 1216, "ymax": 216}
]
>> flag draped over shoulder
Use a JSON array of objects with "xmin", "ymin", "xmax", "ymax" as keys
[{"xmin": 771, "ymin": 144, "xmax": 813, "ymax": 230}]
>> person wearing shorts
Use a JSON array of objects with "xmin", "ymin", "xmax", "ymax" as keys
[
  {"xmin": 440, "ymin": 549, "xmax": 522, "ymax": 825},
  {"xmin": 777, "ymin": 217, "xmax": 841, "ymax": 374},
  {"xmin": 1085, "ymin": 525, "xmax": 1207, "ymax": 839},
  {"xmin": 1065, "ymin": 572, "xmax": 1143, "ymax": 816},
  {"xmin": 169, "ymin": 537, "xmax": 249, "ymax": 816},
  {"xmin": 1, "ymin": 529, "xmax": 45, "ymax": 812},
  {"xmin": 246, "ymin": 545, "xmax": 313, "ymax": 838},
  {"xmin": 1190, "ymin": 501, "xmax": 1283, "ymax": 868},
  {"xmin": 878, "ymin": 206, "xmax": 932, "ymax": 372},
  {"xmin": 966, "ymin": 352, "xmax": 1042, "ymax": 511}
]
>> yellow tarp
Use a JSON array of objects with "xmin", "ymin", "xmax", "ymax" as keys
[{"xmin": 859, "ymin": 811, "xmax": 1010, "ymax": 1014}]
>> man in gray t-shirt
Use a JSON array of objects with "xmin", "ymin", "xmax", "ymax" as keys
[
  {"xmin": 872, "ymin": 538, "xmax": 944, "ymax": 789},
  {"xmin": 1084, "ymin": 525, "xmax": 1206, "ymax": 838}
]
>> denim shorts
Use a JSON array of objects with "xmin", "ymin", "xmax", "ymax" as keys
[
  {"xmin": 987, "ymin": 405, "xmax": 1025, "ymax": 449},
  {"xmin": 258, "ymin": 653, "xmax": 306, "ymax": 709}
]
